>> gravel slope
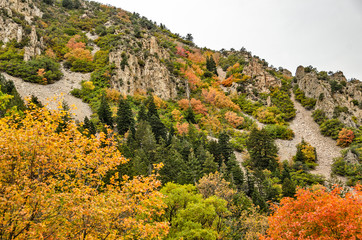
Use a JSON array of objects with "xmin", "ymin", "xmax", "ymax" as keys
[
  {"xmin": 275, "ymin": 93, "xmax": 342, "ymax": 179},
  {"xmin": 2, "ymin": 65, "xmax": 92, "ymax": 121}
]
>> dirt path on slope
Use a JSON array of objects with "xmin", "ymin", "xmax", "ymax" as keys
[
  {"xmin": 275, "ymin": 93, "xmax": 342, "ymax": 179},
  {"xmin": 2, "ymin": 65, "xmax": 92, "ymax": 121}
]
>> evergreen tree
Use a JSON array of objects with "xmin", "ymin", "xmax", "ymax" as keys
[
  {"xmin": 62, "ymin": 0, "xmax": 73, "ymax": 9},
  {"xmin": 185, "ymin": 107, "xmax": 196, "ymax": 124},
  {"xmin": 184, "ymin": 149, "xmax": 202, "ymax": 184},
  {"xmin": 206, "ymin": 56, "xmax": 217, "ymax": 74},
  {"xmin": 202, "ymin": 151, "xmax": 218, "ymax": 175},
  {"xmin": 218, "ymin": 132, "xmax": 233, "ymax": 165},
  {"xmin": 83, "ymin": 116, "xmax": 96, "ymax": 136},
  {"xmin": 30, "ymin": 95, "xmax": 43, "ymax": 108},
  {"xmin": 138, "ymin": 104, "xmax": 147, "ymax": 122},
  {"xmin": 246, "ymin": 128, "xmax": 278, "ymax": 171},
  {"xmin": 149, "ymin": 115, "xmax": 167, "ymax": 142},
  {"xmin": 146, "ymin": 95, "xmax": 158, "ymax": 119},
  {"xmin": 282, "ymin": 178, "xmax": 296, "ymax": 198},
  {"xmin": 159, "ymin": 139, "xmax": 187, "ymax": 184},
  {"xmin": 98, "ymin": 95, "xmax": 113, "ymax": 127},
  {"xmin": 116, "ymin": 98, "xmax": 134, "ymax": 135},
  {"xmin": 56, "ymin": 101, "xmax": 71, "ymax": 133}
]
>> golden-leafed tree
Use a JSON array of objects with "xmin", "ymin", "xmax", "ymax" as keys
[{"xmin": 0, "ymin": 105, "xmax": 169, "ymax": 239}]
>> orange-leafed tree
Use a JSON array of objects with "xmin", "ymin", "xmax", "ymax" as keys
[
  {"xmin": 0, "ymin": 105, "xmax": 169, "ymax": 239},
  {"xmin": 337, "ymin": 128, "xmax": 355, "ymax": 147},
  {"xmin": 225, "ymin": 111, "xmax": 244, "ymax": 128},
  {"xmin": 262, "ymin": 185, "xmax": 362, "ymax": 240}
]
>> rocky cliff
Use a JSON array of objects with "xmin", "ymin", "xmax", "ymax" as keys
[
  {"xmin": 0, "ymin": 0, "xmax": 43, "ymax": 60},
  {"xmin": 109, "ymin": 36, "xmax": 181, "ymax": 99},
  {"xmin": 243, "ymin": 58, "xmax": 282, "ymax": 92},
  {"xmin": 295, "ymin": 66, "xmax": 362, "ymax": 127}
]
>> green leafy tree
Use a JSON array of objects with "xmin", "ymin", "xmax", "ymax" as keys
[{"xmin": 282, "ymin": 178, "xmax": 296, "ymax": 198}]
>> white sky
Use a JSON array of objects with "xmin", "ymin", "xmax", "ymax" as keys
[{"xmin": 94, "ymin": 0, "xmax": 362, "ymax": 80}]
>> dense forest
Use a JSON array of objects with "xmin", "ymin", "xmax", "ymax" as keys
[{"xmin": 0, "ymin": 0, "xmax": 361, "ymax": 239}]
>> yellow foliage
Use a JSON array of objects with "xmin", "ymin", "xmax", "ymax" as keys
[
  {"xmin": 82, "ymin": 80, "xmax": 95, "ymax": 91},
  {"xmin": 153, "ymin": 94, "xmax": 167, "ymax": 109},
  {"xmin": 106, "ymin": 88, "xmax": 121, "ymax": 102},
  {"xmin": 0, "ymin": 107, "xmax": 169, "ymax": 239},
  {"xmin": 171, "ymin": 109, "xmax": 183, "ymax": 122}
]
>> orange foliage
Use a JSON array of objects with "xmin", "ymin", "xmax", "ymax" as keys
[
  {"xmin": 178, "ymin": 98, "xmax": 190, "ymax": 110},
  {"xmin": 262, "ymin": 186, "xmax": 362, "ymax": 240},
  {"xmin": 171, "ymin": 109, "xmax": 183, "ymax": 122},
  {"xmin": 37, "ymin": 68, "xmax": 47, "ymax": 84},
  {"xmin": 133, "ymin": 88, "xmax": 147, "ymax": 102},
  {"xmin": 190, "ymin": 98, "xmax": 208, "ymax": 115},
  {"xmin": 202, "ymin": 88, "xmax": 240, "ymax": 111},
  {"xmin": 187, "ymin": 49, "xmax": 205, "ymax": 64},
  {"xmin": 176, "ymin": 122, "xmax": 189, "ymax": 135},
  {"xmin": 106, "ymin": 88, "xmax": 121, "ymax": 102},
  {"xmin": 153, "ymin": 94, "xmax": 167, "ymax": 109},
  {"xmin": 221, "ymin": 76, "xmax": 234, "ymax": 87},
  {"xmin": 176, "ymin": 46, "xmax": 187, "ymax": 57},
  {"xmin": 182, "ymin": 68, "xmax": 202, "ymax": 90},
  {"xmin": 65, "ymin": 35, "xmax": 93, "ymax": 63},
  {"xmin": 225, "ymin": 111, "xmax": 244, "ymax": 128},
  {"xmin": 337, "ymin": 128, "xmax": 355, "ymax": 147},
  {"xmin": 0, "ymin": 107, "xmax": 169, "ymax": 239},
  {"xmin": 65, "ymin": 48, "xmax": 93, "ymax": 62},
  {"xmin": 178, "ymin": 98, "xmax": 208, "ymax": 115},
  {"xmin": 66, "ymin": 35, "xmax": 86, "ymax": 50},
  {"xmin": 45, "ymin": 48, "xmax": 57, "ymax": 59},
  {"xmin": 192, "ymin": 63, "xmax": 204, "ymax": 76},
  {"xmin": 196, "ymin": 172, "xmax": 236, "ymax": 202},
  {"xmin": 201, "ymin": 115, "xmax": 222, "ymax": 133}
]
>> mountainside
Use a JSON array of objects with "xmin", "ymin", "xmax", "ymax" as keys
[{"xmin": 0, "ymin": 1, "xmax": 361, "ymax": 238}]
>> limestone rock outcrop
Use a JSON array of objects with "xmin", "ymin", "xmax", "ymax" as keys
[
  {"xmin": 295, "ymin": 66, "xmax": 362, "ymax": 127},
  {"xmin": 109, "ymin": 36, "xmax": 181, "ymax": 99},
  {"xmin": 243, "ymin": 58, "xmax": 282, "ymax": 92}
]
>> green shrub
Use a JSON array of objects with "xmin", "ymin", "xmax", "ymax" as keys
[
  {"xmin": 312, "ymin": 109, "xmax": 327, "ymax": 125},
  {"xmin": 330, "ymin": 80, "xmax": 343, "ymax": 94},
  {"xmin": 320, "ymin": 119, "xmax": 344, "ymax": 139},
  {"xmin": 294, "ymin": 87, "xmax": 316, "ymax": 110},
  {"xmin": 264, "ymin": 124, "xmax": 294, "ymax": 140},
  {"xmin": 0, "ymin": 56, "xmax": 62, "ymax": 84}
]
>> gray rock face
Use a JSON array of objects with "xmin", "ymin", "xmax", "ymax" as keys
[
  {"xmin": 109, "ymin": 36, "xmax": 181, "ymax": 99},
  {"xmin": 295, "ymin": 66, "xmax": 362, "ymax": 127},
  {"xmin": 0, "ymin": 0, "xmax": 43, "ymax": 60},
  {"xmin": 243, "ymin": 58, "xmax": 282, "ymax": 92},
  {"xmin": 24, "ymin": 26, "xmax": 43, "ymax": 61}
]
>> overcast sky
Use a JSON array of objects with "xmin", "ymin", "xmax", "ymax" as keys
[{"xmin": 94, "ymin": 0, "xmax": 362, "ymax": 80}]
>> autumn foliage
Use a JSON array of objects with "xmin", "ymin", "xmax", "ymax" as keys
[
  {"xmin": 178, "ymin": 98, "xmax": 208, "ymax": 115},
  {"xmin": 225, "ymin": 111, "xmax": 244, "ymax": 128},
  {"xmin": 0, "ymin": 106, "xmax": 169, "ymax": 239},
  {"xmin": 202, "ymin": 87, "xmax": 240, "ymax": 111},
  {"xmin": 337, "ymin": 128, "xmax": 355, "ymax": 147},
  {"xmin": 262, "ymin": 185, "xmax": 362, "ymax": 240}
]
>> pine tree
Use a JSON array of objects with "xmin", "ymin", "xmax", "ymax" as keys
[
  {"xmin": 202, "ymin": 151, "xmax": 218, "ymax": 175},
  {"xmin": 146, "ymin": 95, "xmax": 158, "ymax": 119},
  {"xmin": 218, "ymin": 132, "xmax": 233, "ymax": 165},
  {"xmin": 98, "ymin": 96, "xmax": 113, "ymax": 127},
  {"xmin": 206, "ymin": 56, "xmax": 217, "ymax": 74},
  {"xmin": 116, "ymin": 98, "xmax": 134, "ymax": 135},
  {"xmin": 83, "ymin": 116, "xmax": 96, "ymax": 136},
  {"xmin": 56, "ymin": 101, "xmax": 71, "ymax": 133},
  {"xmin": 246, "ymin": 128, "xmax": 278, "ymax": 171},
  {"xmin": 185, "ymin": 107, "xmax": 196, "ymax": 124},
  {"xmin": 282, "ymin": 178, "xmax": 296, "ymax": 198},
  {"xmin": 149, "ymin": 115, "xmax": 167, "ymax": 142},
  {"xmin": 138, "ymin": 104, "xmax": 147, "ymax": 122}
]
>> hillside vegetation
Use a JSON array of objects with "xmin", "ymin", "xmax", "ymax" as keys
[{"xmin": 0, "ymin": 0, "xmax": 361, "ymax": 239}]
